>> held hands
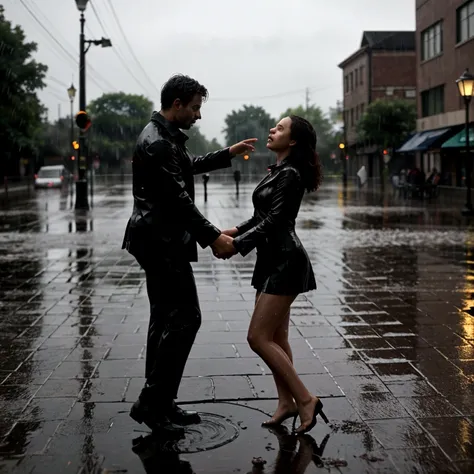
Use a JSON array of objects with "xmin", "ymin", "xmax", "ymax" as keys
[
  {"xmin": 229, "ymin": 138, "xmax": 258, "ymax": 157},
  {"xmin": 211, "ymin": 233, "xmax": 237, "ymax": 260},
  {"xmin": 221, "ymin": 227, "xmax": 238, "ymax": 237}
]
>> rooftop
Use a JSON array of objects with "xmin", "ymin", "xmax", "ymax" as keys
[{"xmin": 338, "ymin": 30, "xmax": 416, "ymax": 68}]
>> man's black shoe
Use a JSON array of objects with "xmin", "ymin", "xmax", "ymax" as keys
[
  {"xmin": 130, "ymin": 400, "xmax": 185, "ymax": 439},
  {"xmin": 167, "ymin": 400, "xmax": 201, "ymax": 426}
]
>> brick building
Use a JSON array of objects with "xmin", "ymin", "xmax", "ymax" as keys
[
  {"xmin": 398, "ymin": 0, "xmax": 474, "ymax": 187},
  {"xmin": 338, "ymin": 31, "xmax": 416, "ymax": 178}
]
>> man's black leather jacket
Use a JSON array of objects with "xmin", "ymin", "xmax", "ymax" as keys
[{"xmin": 122, "ymin": 112, "xmax": 232, "ymax": 264}]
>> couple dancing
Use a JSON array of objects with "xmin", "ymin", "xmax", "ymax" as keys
[{"xmin": 122, "ymin": 74, "xmax": 327, "ymax": 441}]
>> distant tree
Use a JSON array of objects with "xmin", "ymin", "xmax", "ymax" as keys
[
  {"xmin": 208, "ymin": 138, "xmax": 223, "ymax": 152},
  {"xmin": 280, "ymin": 105, "xmax": 341, "ymax": 173},
  {"xmin": 185, "ymin": 126, "xmax": 222, "ymax": 155},
  {"xmin": 223, "ymin": 105, "xmax": 275, "ymax": 152},
  {"xmin": 0, "ymin": 6, "xmax": 47, "ymax": 176},
  {"xmin": 357, "ymin": 98, "xmax": 416, "ymax": 184},
  {"xmin": 357, "ymin": 99, "xmax": 416, "ymax": 150},
  {"xmin": 88, "ymin": 92, "xmax": 153, "ymax": 166}
]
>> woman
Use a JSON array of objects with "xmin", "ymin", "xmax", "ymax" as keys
[{"xmin": 223, "ymin": 115, "xmax": 327, "ymax": 434}]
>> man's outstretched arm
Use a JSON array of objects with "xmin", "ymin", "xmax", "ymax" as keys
[{"xmin": 191, "ymin": 138, "xmax": 257, "ymax": 175}]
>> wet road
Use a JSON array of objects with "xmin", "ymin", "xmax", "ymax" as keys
[{"xmin": 0, "ymin": 176, "xmax": 474, "ymax": 473}]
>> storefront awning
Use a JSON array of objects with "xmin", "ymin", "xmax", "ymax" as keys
[
  {"xmin": 397, "ymin": 125, "xmax": 463, "ymax": 153},
  {"xmin": 441, "ymin": 126, "xmax": 474, "ymax": 148}
]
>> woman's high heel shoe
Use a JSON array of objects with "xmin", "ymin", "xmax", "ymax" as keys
[
  {"xmin": 261, "ymin": 410, "xmax": 298, "ymax": 427},
  {"xmin": 293, "ymin": 399, "xmax": 329, "ymax": 434}
]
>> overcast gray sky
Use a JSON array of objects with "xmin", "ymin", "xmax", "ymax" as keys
[{"xmin": 5, "ymin": 0, "xmax": 415, "ymax": 142}]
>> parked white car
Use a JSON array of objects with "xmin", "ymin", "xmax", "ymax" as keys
[{"xmin": 34, "ymin": 165, "xmax": 71, "ymax": 188}]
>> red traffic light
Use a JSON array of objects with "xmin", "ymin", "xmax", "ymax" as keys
[{"xmin": 75, "ymin": 111, "xmax": 91, "ymax": 131}]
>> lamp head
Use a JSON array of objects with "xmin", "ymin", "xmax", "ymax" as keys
[
  {"xmin": 456, "ymin": 69, "xmax": 474, "ymax": 99},
  {"xmin": 75, "ymin": 0, "xmax": 89, "ymax": 12},
  {"xmin": 67, "ymin": 84, "xmax": 76, "ymax": 100}
]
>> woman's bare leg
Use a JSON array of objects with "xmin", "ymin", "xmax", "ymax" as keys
[
  {"xmin": 248, "ymin": 293, "xmax": 318, "ymax": 430},
  {"xmin": 266, "ymin": 309, "xmax": 297, "ymax": 422}
]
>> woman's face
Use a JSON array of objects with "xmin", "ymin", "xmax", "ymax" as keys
[{"xmin": 266, "ymin": 117, "xmax": 296, "ymax": 152}]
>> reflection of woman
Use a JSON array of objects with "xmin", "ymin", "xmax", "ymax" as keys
[
  {"xmin": 223, "ymin": 116, "xmax": 328, "ymax": 434},
  {"xmin": 248, "ymin": 425, "xmax": 331, "ymax": 473}
]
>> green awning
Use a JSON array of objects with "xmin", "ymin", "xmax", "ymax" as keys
[{"xmin": 441, "ymin": 126, "xmax": 474, "ymax": 148}]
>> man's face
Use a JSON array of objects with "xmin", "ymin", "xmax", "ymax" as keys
[{"xmin": 174, "ymin": 94, "xmax": 203, "ymax": 130}]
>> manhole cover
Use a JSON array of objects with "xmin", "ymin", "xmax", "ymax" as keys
[{"xmin": 177, "ymin": 412, "xmax": 240, "ymax": 453}]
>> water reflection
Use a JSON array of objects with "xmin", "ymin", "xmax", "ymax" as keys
[
  {"xmin": 132, "ymin": 427, "xmax": 331, "ymax": 474},
  {"xmin": 259, "ymin": 426, "xmax": 331, "ymax": 474},
  {"xmin": 73, "ymin": 212, "xmax": 99, "ymax": 467},
  {"xmin": 0, "ymin": 196, "xmax": 44, "ymax": 454},
  {"xmin": 132, "ymin": 435, "xmax": 195, "ymax": 474}
]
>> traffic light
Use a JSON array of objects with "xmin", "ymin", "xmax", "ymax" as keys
[
  {"xmin": 383, "ymin": 149, "xmax": 389, "ymax": 155},
  {"xmin": 243, "ymin": 154, "xmax": 249, "ymax": 160},
  {"xmin": 75, "ymin": 111, "xmax": 92, "ymax": 131},
  {"xmin": 72, "ymin": 140, "xmax": 79, "ymax": 150},
  {"xmin": 338, "ymin": 143, "xmax": 345, "ymax": 149}
]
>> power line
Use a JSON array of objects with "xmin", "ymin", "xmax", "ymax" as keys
[
  {"xmin": 19, "ymin": 0, "xmax": 116, "ymax": 92},
  {"xmin": 44, "ymin": 89, "xmax": 69, "ymax": 103},
  {"xmin": 104, "ymin": 0, "xmax": 160, "ymax": 96},
  {"xmin": 47, "ymin": 76, "xmax": 69, "ymax": 89},
  {"xmin": 210, "ymin": 84, "xmax": 338, "ymax": 102},
  {"xmin": 89, "ymin": 0, "xmax": 155, "ymax": 97}
]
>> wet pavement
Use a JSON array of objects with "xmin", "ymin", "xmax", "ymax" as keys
[{"xmin": 1, "ymin": 176, "xmax": 474, "ymax": 473}]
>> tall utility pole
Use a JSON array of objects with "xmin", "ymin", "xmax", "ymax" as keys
[
  {"xmin": 305, "ymin": 87, "xmax": 310, "ymax": 112},
  {"xmin": 74, "ymin": 0, "xmax": 111, "ymax": 210},
  {"xmin": 75, "ymin": 3, "xmax": 88, "ymax": 209}
]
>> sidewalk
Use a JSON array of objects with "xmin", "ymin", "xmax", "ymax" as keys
[{"xmin": 0, "ymin": 179, "xmax": 473, "ymax": 473}]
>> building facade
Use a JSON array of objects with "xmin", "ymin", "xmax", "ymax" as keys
[
  {"xmin": 338, "ymin": 31, "xmax": 416, "ymax": 178},
  {"xmin": 404, "ymin": 0, "xmax": 474, "ymax": 186}
]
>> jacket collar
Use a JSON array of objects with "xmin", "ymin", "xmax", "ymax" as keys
[
  {"xmin": 268, "ymin": 158, "xmax": 290, "ymax": 173},
  {"xmin": 150, "ymin": 111, "xmax": 189, "ymax": 142}
]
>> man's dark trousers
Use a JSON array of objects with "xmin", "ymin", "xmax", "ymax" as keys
[{"xmin": 141, "ymin": 257, "xmax": 200, "ymax": 403}]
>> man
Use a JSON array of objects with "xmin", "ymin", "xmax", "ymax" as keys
[{"xmin": 122, "ymin": 74, "xmax": 256, "ymax": 438}]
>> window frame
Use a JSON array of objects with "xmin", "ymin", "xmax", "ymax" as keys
[
  {"xmin": 421, "ymin": 85, "xmax": 445, "ymax": 118},
  {"xmin": 457, "ymin": 0, "xmax": 474, "ymax": 44},
  {"xmin": 421, "ymin": 21, "xmax": 443, "ymax": 61}
]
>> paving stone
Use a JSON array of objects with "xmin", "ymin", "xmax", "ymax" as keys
[{"xmin": 1, "ymin": 180, "xmax": 473, "ymax": 472}]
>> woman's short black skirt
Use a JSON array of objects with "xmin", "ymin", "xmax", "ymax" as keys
[{"xmin": 251, "ymin": 244, "xmax": 316, "ymax": 295}]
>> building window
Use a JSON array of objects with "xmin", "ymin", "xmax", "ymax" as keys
[
  {"xmin": 457, "ymin": 1, "xmax": 474, "ymax": 43},
  {"xmin": 360, "ymin": 103, "xmax": 365, "ymax": 116},
  {"xmin": 350, "ymin": 72, "xmax": 354, "ymax": 91},
  {"xmin": 350, "ymin": 108, "xmax": 354, "ymax": 126},
  {"xmin": 359, "ymin": 66, "xmax": 364, "ymax": 85},
  {"xmin": 421, "ymin": 85, "xmax": 444, "ymax": 117},
  {"xmin": 421, "ymin": 21, "xmax": 443, "ymax": 60},
  {"xmin": 355, "ymin": 69, "xmax": 359, "ymax": 87},
  {"xmin": 344, "ymin": 75, "xmax": 349, "ymax": 93},
  {"xmin": 355, "ymin": 105, "xmax": 359, "ymax": 121},
  {"xmin": 405, "ymin": 89, "xmax": 416, "ymax": 98}
]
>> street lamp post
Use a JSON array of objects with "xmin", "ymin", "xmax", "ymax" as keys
[
  {"xmin": 339, "ymin": 142, "xmax": 347, "ymax": 186},
  {"xmin": 67, "ymin": 83, "xmax": 76, "ymax": 166},
  {"xmin": 74, "ymin": 0, "xmax": 111, "ymax": 210},
  {"xmin": 456, "ymin": 69, "xmax": 474, "ymax": 216}
]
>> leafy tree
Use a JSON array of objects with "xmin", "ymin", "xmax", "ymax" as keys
[
  {"xmin": 280, "ymin": 105, "xmax": 341, "ymax": 173},
  {"xmin": 185, "ymin": 126, "xmax": 222, "ymax": 155},
  {"xmin": 0, "ymin": 6, "xmax": 47, "ymax": 177},
  {"xmin": 357, "ymin": 99, "xmax": 416, "ymax": 150},
  {"xmin": 87, "ymin": 92, "xmax": 153, "ymax": 166},
  {"xmin": 223, "ymin": 105, "xmax": 275, "ymax": 152},
  {"xmin": 357, "ymin": 99, "xmax": 416, "ymax": 184}
]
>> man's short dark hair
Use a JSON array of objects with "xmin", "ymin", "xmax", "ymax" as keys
[{"xmin": 161, "ymin": 74, "xmax": 208, "ymax": 110}]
